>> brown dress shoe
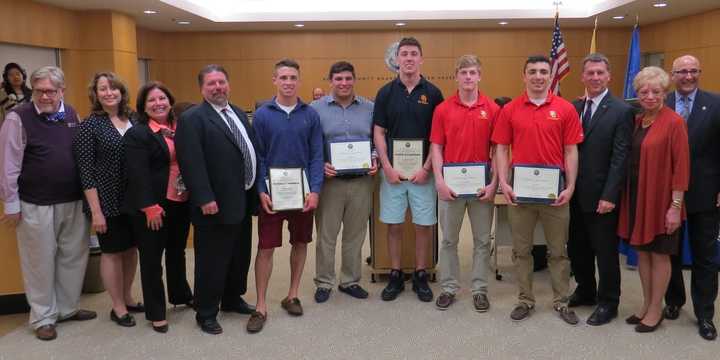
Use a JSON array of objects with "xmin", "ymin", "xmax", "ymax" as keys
[
  {"xmin": 247, "ymin": 311, "xmax": 267, "ymax": 333},
  {"xmin": 435, "ymin": 292, "xmax": 455, "ymax": 310},
  {"xmin": 35, "ymin": 324, "xmax": 57, "ymax": 341},
  {"xmin": 58, "ymin": 309, "xmax": 97, "ymax": 323},
  {"xmin": 281, "ymin": 297, "xmax": 303, "ymax": 316}
]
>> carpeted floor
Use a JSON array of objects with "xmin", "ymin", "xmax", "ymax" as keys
[{"xmin": 0, "ymin": 217, "xmax": 718, "ymax": 359}]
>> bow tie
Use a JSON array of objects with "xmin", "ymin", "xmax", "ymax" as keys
[{"xmin": 45, "ymin": 111, "xmax": 65, "ymax": 122}]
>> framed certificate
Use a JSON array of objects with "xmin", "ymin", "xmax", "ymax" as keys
[
  {"xmin": 511, "ymin": 165, "xmax": 563, "ymax": 204},
  {"xmin": 268, "ymin": 167, "xmax": 306, "ymax": 211},
  {"xmin": 328, "ymin": 140, "xmax": 372, "ymax": 175},
  {"xmin": 442, "ymin": 162, "xmax": 488, "ymax": 198},
  {"xmin": 391, "ymin": 139, "xmax": 424, "ymax": 179}
]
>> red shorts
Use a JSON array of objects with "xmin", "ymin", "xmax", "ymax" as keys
[{"xmin": 258, "ymin": 209, "xmax": 314, "ymax": 249}]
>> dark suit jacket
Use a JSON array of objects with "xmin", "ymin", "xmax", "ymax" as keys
[
  {"xmin": 666, "ymin": 89, "xmax": 720, "ymax": 213},
  {"xmin": 122, "ymin": 122, "xmax": 171, "ymax": 213},
  {"xmin": 175, "ymin": 101, "xmax": 259, "ymax": 225},
  {"xmin": 572, "ymin": 92, "xmax": 634, "ymax": 212}
]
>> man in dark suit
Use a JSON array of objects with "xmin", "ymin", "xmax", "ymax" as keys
[
  {"xmin": 175, "ymin": 64, "xmax": 258, "ymax": 335},
  {"xmin": 663, "ymin": 55, "xmax": 719, "ymax": 341},
  {"xmin": 567, "ymin": 53, "xmax": 633, "ymax": 326}
]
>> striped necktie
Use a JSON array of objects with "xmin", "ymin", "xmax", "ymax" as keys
[
  {"xmin": 679, "ymin": 96, "xmax": 690, "ymax": 121},
  {"xmin": 221, "ymin": 108, "xmax": 253, "ymax": 188}
]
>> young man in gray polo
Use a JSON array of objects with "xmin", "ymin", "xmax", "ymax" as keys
[{"xmin": 310, "ymin": 61, "xmax": 377, "ymax": 303}]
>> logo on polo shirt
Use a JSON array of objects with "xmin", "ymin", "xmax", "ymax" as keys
[
  {"xmin": 549, "ymin": 110, "xmax": 559, "ymax": 120},
  {"xmin": 347, "ymin": 143, "xmax": 353, "ymax": 149},
  {"xmin": 418, "ymin": 94, "xmax": 429, "ymax": 105},
  {"xmin": 480, "ymin": 110, "xmax": 488, "ymax": 119}
]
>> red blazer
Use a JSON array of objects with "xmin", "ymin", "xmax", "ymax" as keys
[{"xmin": 618, "ymin": 106, "xmax": 690, "ymax": 246}]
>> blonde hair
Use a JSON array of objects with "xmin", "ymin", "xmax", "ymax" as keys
[
  {"xmin": 633, "ymin": 66, "xmax": 670, "ymax": 93},
  {"xmin": 455, "ymin": 55, "xmax": 482, "ymax": 73}
]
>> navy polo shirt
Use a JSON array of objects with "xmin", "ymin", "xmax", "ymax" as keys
[{"xmin": 373, "ymin": 76, "xmax": 443, "ymax": 159}]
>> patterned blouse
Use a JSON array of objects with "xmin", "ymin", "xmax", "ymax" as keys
[{"xmin": 73, "ymin": 112, "xmax": 134, "ymax": 218}]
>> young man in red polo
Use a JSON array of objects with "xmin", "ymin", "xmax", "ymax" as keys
[
  {"xmin": 430, "ymin": 54, "xmax": 499, "ymax": 312},
  {"xmin": 491, "ymin": 55, "xmax": 583, "ymax": 325}
]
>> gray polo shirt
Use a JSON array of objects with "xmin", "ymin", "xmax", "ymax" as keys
[{"xmin": 310, "ymin": 95, "xmax": 375, "ymax": 155}]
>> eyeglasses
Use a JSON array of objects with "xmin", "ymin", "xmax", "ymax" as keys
[
  {"xmin": 32, "ymin": 88, "xmax": 59, "ymax": 97},
  {"xmin": 672, "ymin": 69, "xmax": 701, "ymax": 76}
]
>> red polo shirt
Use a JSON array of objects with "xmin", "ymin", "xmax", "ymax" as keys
[
  {"xmin": 491, "ymin": 91, "xmax": 583, "ymax": 169},
  {"xmin": 430, "ymin": 91, "xmax": 500, "ymax": 163}
]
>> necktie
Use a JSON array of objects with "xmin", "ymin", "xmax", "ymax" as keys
[
  {"xmin": 582, "ymin": 99, "xmax": 593, "ymax": 129},
  {"xmin": 221, "ymin": 108, "xmax": 254, "ymax": 188},
  {"xmin": 679, "ymin": 96, "xmax": 690, "ymax": 121}
]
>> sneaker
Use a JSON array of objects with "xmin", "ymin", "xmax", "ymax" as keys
[
  {"xmin": 281, "ymin": 297, "xmax": 303, "ymax": 316},
  {"xmin": 314, "ymin": 288, "xmax": 332, "ymax": 303},
  {"xmin": 338, "ymin": 284, "xmax": 369, "ymax": 299},
  {"xmin": 510, "ymin": 303, "xmax": 533, "ymax": 321},
  {"xmin": 472, "ymin": 293, "xmax": 490, "ymax": 313},
  {"xmin": 554, "ymin": 304, "xmax": 580, "ymax": 325},
  {"xmin": 411, "ymin": 269, "xmax": 433, "ymax": 302},
  {"xmin": 435, "ymin": 292, "xmax": 455, "ymax": 310},
  {"xmin": 381, "ymin": 269, "xmax": 405, "ymax": 301}
]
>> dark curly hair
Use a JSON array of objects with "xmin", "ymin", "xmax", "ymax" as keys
[
  {"xmin": 88, "ymin": 71, "xmax": 132, "ymax": 118},
  {"xmin": 2, "ymin": 62, "xmax": 32, "ymax": 100}
]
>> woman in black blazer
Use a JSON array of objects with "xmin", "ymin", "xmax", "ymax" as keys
[{"xmin": 122, "ymin": 82, "xmax": 193, "ymax": 333}]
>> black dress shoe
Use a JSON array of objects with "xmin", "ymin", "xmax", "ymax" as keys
[
  {"xmin": 635, "ymin": 317, "xmax": 663, "ymax": 333},
  {"xmin": 152, "ymin": 322, "xmax": 169, "ymax": 333},
  {"xmin": 568, "ymin": 292, "xmax": 597, "ymax": 308},
  {"xmin": 698, "ymin": 319, "xmax": 717, "ymax": 341},
  {"xmin": 221, "ymin": 297, "xmax": 256, "ymax": 314},
  {"xmin": 663, "ymin": 305, "xmax": 681, "ymax": 320},
  {"xmin": 586, "ymin": 305, "xmax": 618, "ymax": 326},
  {"xmin": 625, "ymin": 314, "xmax": 643, "ymax": 325},
  {"xmin": 110, "ymin": 310, "xmax": 136, "ymax": 327},
  {"xmin": 197, "ymin": 318, "xmax": 223, "ymax": 335},
  {"xmin": 125, "ymin": 302, "xmax": 145, "ymax": 313}
]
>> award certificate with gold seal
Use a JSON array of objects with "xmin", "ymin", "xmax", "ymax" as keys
[
  {"xmin": 329, "ymin": 140, "xmax": 372, "ymax": 175},
  {"xmin": 512, "ymin": 165, "xmax": 562, "ymax": 204},
  {"xmin": 442, "ymin": 163, "xmax": 488, "ymax": 198}
]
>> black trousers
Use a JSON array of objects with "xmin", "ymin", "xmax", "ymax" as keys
[
  {"xmin": 133, "ymin": 200, "xmax": 194, "ymax": 321},
  {"xmin": 665, "ymin": 210, "xmax": 719, "ymax": 320},
  {"xmin": 193, "ymin": 214, "xmax": 252, "ymax": 322},
  {"xmin": 568, "ymin": 203, "xmax": 621, "ymax": 307}
]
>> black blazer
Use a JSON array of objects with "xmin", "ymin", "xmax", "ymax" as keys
[
  {"xmin": 572, "ymin": 92, "xmax": 634, "ymax": 212},
  {"xmin": 666, "ymin": 89, "xmax": 720, "ymax": 213},
  {"xmin": 121, "ymin": 122, "xmax": 171, "ymax": 214},
  {"xmin": 175, "ymin": 101, "xmax": 259, "ymax": 225}
]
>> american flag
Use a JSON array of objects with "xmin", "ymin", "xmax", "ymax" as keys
[{"xmin": 549, "ymin": 12, "xmax": 569, "ymax": 95}]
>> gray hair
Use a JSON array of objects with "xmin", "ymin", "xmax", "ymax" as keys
[
  {"xmin": 633, "ymin": 66, "xmax": 670, "ymax": 93},
  {"xmin": 30, "ymin": 66, "xmax": 65, "ymax": 89},
  {"xmin": 582, "ymin": 53, "xmax": 611, "ymax": 72}
]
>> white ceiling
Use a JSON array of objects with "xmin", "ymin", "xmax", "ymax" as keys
[{"xmin": 33, "ymin": 0, "xmax": 720, "ymax": 31}]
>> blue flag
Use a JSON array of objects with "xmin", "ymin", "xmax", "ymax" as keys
[{"xmin": 623, "ymin": 24, "xmax": 641, "ymax": 100}]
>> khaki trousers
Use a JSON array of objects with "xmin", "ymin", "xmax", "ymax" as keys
[
  {"xmin": 16, "ymin": 200, "xmax": 89, "ymax": 329},
  {"xmin": 314, "ymin": 176, "xmax": 373, "ymax": 288},
  {"xmin": 438, "ymin": 198, "xmax": 493, "ymax": 295},
  {"xmin": 508, "ymin": 203, "xmax": 570, "ymax": 307}
]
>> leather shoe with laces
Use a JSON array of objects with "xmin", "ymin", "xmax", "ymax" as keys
[
  {"xmin": 568, "ymin": 291, "xmax": 597, "ymax": 308},
  {"xmin": 58, "ymin": 309, "xmax": 97, "ymax": 323},
  {"xmin": 435, "ymin": 292, "xmax": 455, "ymax": 310},
  {"xmin": 221, "ymin": 297, "xmax": 255, "ymax": 314},
  {"xmin": 338, "ymin": 284, "xmax": 369, "ymax": 299},
  {"xmin": 698, "ymin": 319, "xmax": 717, "ymax": 341},
  {"xmin": 314, "ymin": 287, "xmax": 332, "ymax": 303},
  {"xmin": 381, "ymin": 269, "xmax": 405, "ymax": 301},
  {"xmin": 197, "ymin": 318, "xmax": 223, "ymax": 335},
  {"xmin": 663, "ymin": 304, "xmax": 681, "ymax": 320},
  {"xmin": 412, "ymin": 269, "xmax": 433, "ymax": 302},
  {"xmin": 586, "ymin": 305, "xmax": 617, "ymax": 326}
]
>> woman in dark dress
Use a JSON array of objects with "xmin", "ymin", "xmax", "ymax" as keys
[
  {"xmin": 122, "ymin": 82, "xmax": 194, "ymax": 333},
  {"xmin": 73, "ymin": 72, "xmax": 142, "ymax": 327},
  {"xmin": 618, "ymin": 66, "xmax": 690, "ymax": 333}
]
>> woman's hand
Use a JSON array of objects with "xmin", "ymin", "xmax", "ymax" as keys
[
  {"xmin": 91, "ymin": 211, "xmax": 107, "ymax": 234},
  {"xmin": 665, "ymin": 207, "xmax": 681, "ymax": 234}
]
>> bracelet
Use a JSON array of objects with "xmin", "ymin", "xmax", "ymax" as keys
[{"xmin": 671, "ymin": 199, "xmax": 682, "ymax": 209}]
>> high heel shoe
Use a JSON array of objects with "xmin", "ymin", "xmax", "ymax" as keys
[
  {"xmin": 635, "ymin": 317, "xmax": 663, "ymax": 333},
  {"xmin": 152, "ymin": 322, "xmax": 169, "ymax": 333},
  {"xmin": 625, "ymin": 314, "xmax": 643, "ymax": 325}
]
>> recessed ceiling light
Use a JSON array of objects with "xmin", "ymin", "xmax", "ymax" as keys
[
  {"xmin": 498, "ymin": 21, "xmax": 509, "ymax": 25},
  {"xmin": 653, "ymin": 2, "xmax": 668, "ymax": 7},
  {"xmin": 294, "ymin": 23, "xmax": 305, "ymax": 27},
  {"xmin": 612, "ymin": 15, "xmax": 625, "ymax": 20},
  {"xmin": 143, "ymin": 10, "xmax": 158, "ymax": 14},
  {"xmin": 395, "ymin": 22, "xmax": 406, "ymax": 26},
  {"xmin": 176, "ymin": 20, "xmax": 191, "ymax": 25}
]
